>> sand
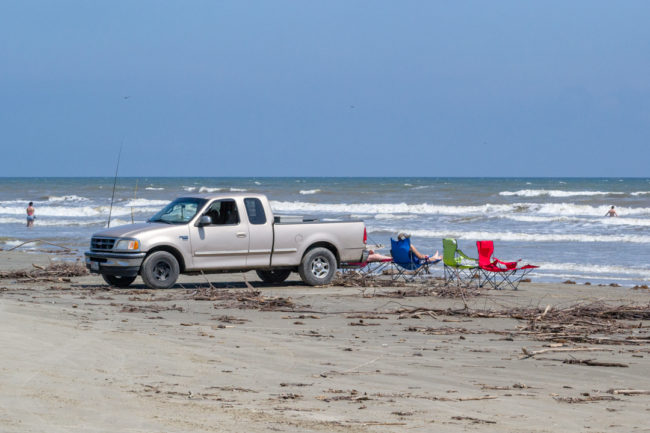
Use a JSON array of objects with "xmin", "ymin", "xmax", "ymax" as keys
[{"xmin": 1, "ymin": 250, "xmax": 649, "ymax": 433}]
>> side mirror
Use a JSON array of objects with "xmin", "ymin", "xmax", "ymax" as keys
[{"xmin": 198, "ymin": 215, "xmax": 212, "ymax": 226}]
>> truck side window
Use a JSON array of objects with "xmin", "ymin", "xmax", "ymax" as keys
[
  {"xmin": 244, "ymin": 198, "xmax": 266, "ymax": 225},
  {"xmin": 205, "ymin": 199, "xmax": 240, "ymax": 225}
]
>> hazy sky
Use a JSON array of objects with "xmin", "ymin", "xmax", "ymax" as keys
[{"xmin": 2, "ymin": 1, "xmax": 649, "ymax": 177}]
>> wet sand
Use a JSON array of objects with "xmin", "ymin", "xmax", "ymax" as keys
[{"xmin": 1, "ymin": 251, "xmax": 649, "ymax": 432}]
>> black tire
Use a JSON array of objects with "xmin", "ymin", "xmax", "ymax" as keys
[
  {"xmin": 102, "ymin": 274, "xmax": 136, "ymax": 288},
  {"xmin": 140, "ymin": 251, "xmax": 180, "ymax": 289},
  {"xmin": 256, "ymin": 269, "xmax": 292, "ymax": 284},
  {"xmin": 298, "ymin": 247, "xmax": 337, "ymax": 286}
]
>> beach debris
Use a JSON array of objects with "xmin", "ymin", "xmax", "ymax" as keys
[
  {"xmin": 607, "ymin": 389, "xmax": 650, "ymax": 395},
  {"xmin": 0, "ymin": 261, "xmax": 88, "ymax": 281},
  {"xmin": 553, "ymin": 395, "xmax": 620, "ymax": 403},
  {"xmin": 520, "ymin": 346, "xmax": 613, "ymax": 359},
  {"xmin": 117, "ymin": 303, "xmax": 185, "ymax": 313},
  {"xmin": 563, "ymin": 280, "xmax": 576, "ymax": 284},
  {"xmin": 562, "ymin": 359, "xmax": 628, "ymax": 368},
  {"xmin": 632, "ymin": 284, "xmax": 649, "ymax": 290},
  {"xmin": 451, "ymin": 415, "xmax": 496, "ymax": 424},
  {"xmin": 212, "ymin": 315, "xmax": 249, "ymax": 324}
]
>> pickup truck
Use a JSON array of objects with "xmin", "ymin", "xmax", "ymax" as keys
[{"xmin": 85, "ymin": 193, "xmax": 367, "ymax": 289}]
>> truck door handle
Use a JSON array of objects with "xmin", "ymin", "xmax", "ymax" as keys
[{"xmin": 236, "ymin": 232, "xmax": 247, "ymax": 238}]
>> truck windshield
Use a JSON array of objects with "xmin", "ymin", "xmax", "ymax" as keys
[{"xmin": 148, "ymin": 198, "xmax": 207, "ymax": 224}]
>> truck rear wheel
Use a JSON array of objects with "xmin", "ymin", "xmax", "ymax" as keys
[
  {"xmin": 256, "ymin": 269, "xmax": 291, "ymax": 284},
  {"xmin": 140, "ymin": 251, "xmax": 179, "ymax": 289},
  {"xmin": 102, "ymin": 274, "xmax": 136, "ymax": 288},
  {"xmin": 298, "ymin": 247, "xmax": 336, "ymax": 286}
]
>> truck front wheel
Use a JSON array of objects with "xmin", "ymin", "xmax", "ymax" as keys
[
  {"xmin": 256, "ymin": 269, "xmax": 291, "ymax": 284},
  {"xmin": 140, "ymin": 251, "xmax": 179, "ymax": 289},
  {"xmin": 102, "ymin": 274, "xmax": 136, "ymax": 288},
  {"xmin": 298, "ymin": 247, "xmax": 336, "ymax": 286}
]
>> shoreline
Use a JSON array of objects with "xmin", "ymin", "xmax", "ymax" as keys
[{"xmin": 1, "ymin": 250, "xmax": 649, "ymax": 432}]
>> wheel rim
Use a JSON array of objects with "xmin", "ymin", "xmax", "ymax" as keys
[
  {"xmin": 310, "ymin": 256, "xmax": 330, "ymax": 279},
  {"xmin": 153, "ymin": 260, "xmax": 171, "ymax": 281}
]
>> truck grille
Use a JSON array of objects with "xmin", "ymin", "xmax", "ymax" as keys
[{"xmin": 91, "ymin": 237, "xmax": 116, "ymax": 251}]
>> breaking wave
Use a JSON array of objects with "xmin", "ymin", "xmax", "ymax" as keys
[
  {"xmin": 536, "ymin": 261, "xmax": 650, "ymax": 278},
  {"xmin": 270, "ymin": 200, "xmax": 650, "ymax": 217},
  {"xmin": 368, "ymin": 228, "xmax": 650, "ymax": 244},
  {"xmin": 299, "ymin": 189, "xmax": 321, "ymax": 195},
  {"xmin": 47, "ymin": 195, "xmax": 89, "ymax": 202},
  {"xmin": 499, "ymin": 189, "xmax": 625, "ymax": 197}
]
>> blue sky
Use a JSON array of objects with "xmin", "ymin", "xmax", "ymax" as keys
[{"xmin": 2, "ymin": 1, "xmax": 649, "ymax": 177}]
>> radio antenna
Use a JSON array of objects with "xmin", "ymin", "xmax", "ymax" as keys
[{"xmin": 107, "ymin": 143, "xmax": 123, "ymax": 228}]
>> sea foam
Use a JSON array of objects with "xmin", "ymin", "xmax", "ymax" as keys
[
  {"xmin": 499, "ymin": 189, "xmax": 625, "ymax": 197},
  {"xmin": 367, "ymin": 228, "xmax": 650, "ymax": 244},
  {"xmin": 270, "ymin": 200, "xmax": 650, "ymax": 217}
]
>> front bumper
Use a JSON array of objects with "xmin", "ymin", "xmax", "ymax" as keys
[{"xmin": 84, "ymin": 251, "xmax": 146, "ymax": 277}]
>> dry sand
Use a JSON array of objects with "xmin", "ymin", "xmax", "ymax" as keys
[{"xmin": 1, "ymin": 250, "xmax": 649, "ymax": 432}]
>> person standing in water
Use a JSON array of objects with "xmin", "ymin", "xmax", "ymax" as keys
[
  {"xmin": 605, "ymin": 206, "xmax": 618, "ymax": 217},
  {"xmin": 26, "ymin": 202, "xmax": 35, "ymax": 227}
]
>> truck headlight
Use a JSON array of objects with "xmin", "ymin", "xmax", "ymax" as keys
[{"xmin": 114, "ymin": 239, "xmax": 140, "ymax": 251}]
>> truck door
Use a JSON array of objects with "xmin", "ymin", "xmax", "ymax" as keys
[
  {"xmin": 243, "ymin": 197, "xmax": 273, "ymax": 267},
  {"xmin": 189, "ymin": 198, "xmax": 249, "ymax": 269}
]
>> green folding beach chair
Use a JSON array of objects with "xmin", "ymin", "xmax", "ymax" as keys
[{"xmin": 443, "ymin": 238, "xmax": 479, "ymax": 287}]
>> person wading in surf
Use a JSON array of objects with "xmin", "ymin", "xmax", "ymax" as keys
[{"xmin": 26, "ymin": 202, "xmax": 35, "ymax": 227}]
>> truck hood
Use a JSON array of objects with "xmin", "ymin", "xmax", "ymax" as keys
[{"xmin": 91, "ymin": 222, "xmax": 178, "ymax": 239}]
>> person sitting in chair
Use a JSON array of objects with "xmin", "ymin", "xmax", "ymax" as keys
[{"xmin": 397, "ymin": 232, "xmax": 441, "ymax": 262}]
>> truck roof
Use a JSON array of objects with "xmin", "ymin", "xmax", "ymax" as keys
[{"xmin": 178, "ymin": 192, "xmax": 268, "ymax": 201}]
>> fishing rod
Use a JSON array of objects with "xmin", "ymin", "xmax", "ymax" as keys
[
  {"xmin": 131, "ymin": 179, "xmax": 138, "ymax": 224},
  {"xmin": 107, "ymin": 144, "xmax": 123, "ymax": 228}
]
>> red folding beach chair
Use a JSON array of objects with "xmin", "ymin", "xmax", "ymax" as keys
[{"xmin": 476, "ymin": 240, "xmax": 538, "ymax": 290}]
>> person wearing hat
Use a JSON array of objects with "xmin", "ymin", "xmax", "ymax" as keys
[{"xmin": 397, "ymin": 232, "xmax": 441, "ymax": 262}]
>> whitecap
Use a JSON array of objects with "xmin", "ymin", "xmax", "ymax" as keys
[
  {"xmin": 535, "ymin": 261, "xmax": 650, "ymax": 278},
  {"xmin": 183, "ymin": 186, "xmax": 197, "ymax": 192},
  {"xmin": 367, "ymin": 228, "xmax": 650, "ymax": 244},
  {"xmin": 122, "ymin": 198, "xmax": 169, "ymax": 207},
  {"xmin": 299, "ymin": 189, "xmax": 321, "ymax": 195},
  {"xmin": 47, "ymin": 195, "xmax": 89, "ymax": 202},
  {"xmin": 375, "ymin": 214, "xmax": 416, "ymax": 220},
  {"xmin": 145, "ymin": 187, "xmax": 164, "ymax": 191},
  {"xmin": 499, "ymin": 189, "xmax": 624, "ymax": 198},
  {"xmin": 230, "ymin": 188, "xmax": 247, "ymax": 192},
  {"xmin": 199, "ymin": 187, "xmax": 222, "ymax": 193}
]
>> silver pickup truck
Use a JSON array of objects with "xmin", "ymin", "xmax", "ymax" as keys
[{"xmin": 85, "ymin": 193, "xmax": 367, "ymax": 289}]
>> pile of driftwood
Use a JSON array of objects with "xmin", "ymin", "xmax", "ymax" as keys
[
  {"xmin": 398, "ymin": 301, "xmax": 650, "ymax": 345},
  {"xmin": 188, "ymin": 287, "xmax": 297, "ymax": 311},
  {"xmin": 332, "ymin": 272, "xmax": 407, "ymax": 288},
  {"xmin": 0, "ymin": 262, "xmax": 88, "ymax": 282}
]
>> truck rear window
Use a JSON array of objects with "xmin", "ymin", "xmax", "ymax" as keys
[{"xmin": 244, "ymin": 198, "xmax": 266, "ymax": 225}]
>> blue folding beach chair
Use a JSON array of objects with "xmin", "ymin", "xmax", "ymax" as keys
[{"xmin": 390, "ymin": 237, "xmax": 438, "ymax": 281}]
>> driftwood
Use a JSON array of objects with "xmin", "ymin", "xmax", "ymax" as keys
[
  {"xmin": 520, "ymin": 347, "xmax": 613, "ymax": 359},
  {"xmin": 562, "ymin": 359, "xmax": 628, "ymax": 368},
  {"xmin": 554, "ymin": 395, "xmax": 620, "ymax": 403},
  {"xmin": 0, "ymin": 262, "xmax": 88, "ymax": 281},
  {"xmin": 607, "ymin": 389, "xmax": 650, "ymax": 395}
]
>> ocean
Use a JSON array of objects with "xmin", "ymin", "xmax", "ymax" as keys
[{"xmin": 1, "ymin": 177, "xmax": 649, "ymax": 286}]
